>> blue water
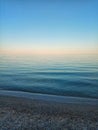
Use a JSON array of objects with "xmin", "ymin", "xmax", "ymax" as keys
[{"xmin": 0, "ymin": 55, "xmax": 98, "ymax": 98}]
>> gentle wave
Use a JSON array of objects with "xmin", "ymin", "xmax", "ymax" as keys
[{"xmin": 0, "ymin": 55, "xmax": 98, "ymax": 99}]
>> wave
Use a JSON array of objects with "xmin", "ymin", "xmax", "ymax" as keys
[{"xmin": 0, "ymin": 56, "xmax": 98, "ymax": 99}]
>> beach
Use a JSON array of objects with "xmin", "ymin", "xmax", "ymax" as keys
[
  {"xmin": 0, "ymin": 91, "xmax": 98, "ymax": 130},
  {"xmin": 1, "ymin": 0, "xmax": 98, "ymax": 129}
]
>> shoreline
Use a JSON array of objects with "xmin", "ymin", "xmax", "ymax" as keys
[
  {"xmin": 0, "ymin": 90, "xmax": 98, "ymax": 105},
  {"xmin": 0, "ymin": 90, "xmax": 98, "ymax": 129}
]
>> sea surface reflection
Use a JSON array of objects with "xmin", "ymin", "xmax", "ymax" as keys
[{"xmin": 0, "ymin": 54, "xmax": 98, "ymax": 98}]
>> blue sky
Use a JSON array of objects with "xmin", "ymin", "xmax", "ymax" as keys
[{"xmin": 0, "ymin": 0, "xmax": 98, "ymax": 55}]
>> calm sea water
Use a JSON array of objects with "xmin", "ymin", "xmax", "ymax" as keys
[{"xmin": 0, "ymin": 54, "xmax": 98, "ymax": 99}]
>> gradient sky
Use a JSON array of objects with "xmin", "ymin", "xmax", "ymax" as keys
[{"xmin": 0, "ymin": 0, "xmax": 98, "ymax": 55}]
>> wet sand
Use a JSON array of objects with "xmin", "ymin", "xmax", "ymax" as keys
[{"xmin": 0, "ymin": 91, "xmax": 98, "ymax": 130}]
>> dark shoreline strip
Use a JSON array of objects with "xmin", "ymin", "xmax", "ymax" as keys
[{"xmin": 0, "ymin": 90, "xmax": 98, "ymax": 105}]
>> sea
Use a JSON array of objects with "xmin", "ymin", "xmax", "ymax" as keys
[{"xmin": 0, "ymin": 54, "xmax": 98, "ymax": 99}]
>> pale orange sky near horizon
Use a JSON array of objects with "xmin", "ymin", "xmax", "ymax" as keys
[{"xmin": 0, "ymin": 46, "xmax": 98, "ymax": 56}]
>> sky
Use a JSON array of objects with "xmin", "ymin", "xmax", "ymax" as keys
[{"xmin": 0, "ymin": 0, "xmax": 98, "ymax": 55}]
